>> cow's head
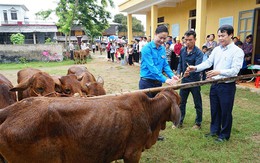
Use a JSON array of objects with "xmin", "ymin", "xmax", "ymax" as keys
[
  {"xmin": 85, "ymin": 76, "xmax": 106, "ymax": 96},
  {"xmin": 157, "ymin": 88, "xmax": 181, "ymax": 126},
  {"xmin": 58, "ymin": 74, "xmax": 86, "ymax": 97},
  {"xmin": 10, "ymin": 72, "xmax": 58, "ymax": 97}
]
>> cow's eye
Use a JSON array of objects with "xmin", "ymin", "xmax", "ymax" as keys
[
  {"xmin": 64, "ymin": 89, "xmax": 71, "ymax": 94},
  {"xmin": 37, "ymin": 87, "xmax": 44, "ymax": 93}
]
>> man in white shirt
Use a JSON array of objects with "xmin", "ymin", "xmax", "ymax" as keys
[{"xmin": 185, "ymin": 25, "xmax": 244, "ymax": 143}]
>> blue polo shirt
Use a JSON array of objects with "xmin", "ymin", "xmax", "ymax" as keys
[{"xmin": 140, "ymin": 41, "xmax": 174, "ymax": 83}]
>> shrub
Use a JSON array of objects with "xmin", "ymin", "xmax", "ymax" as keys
[
  {"xmin": 10, "ymin": 33, "xmax": 25, "ymax": 44},
  {"xmin": 45, "ymin": 38, "xmax": 52, "ymax": 44}
]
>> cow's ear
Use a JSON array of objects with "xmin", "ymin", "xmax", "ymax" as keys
[
  {"xmin": 77, "ymin": 75, "xmax": 83, "ymax": 81},
  {"xmin": 9, "ymin": 78, "xmax": 32, "ymax": 92},
  {"xmin": 96, "ymin": 76, "xmax": 104, "ymax": 86}
]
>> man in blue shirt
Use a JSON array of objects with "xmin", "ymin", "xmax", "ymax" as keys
[
  {"xmin": 139, "ymin": 25, "xmax": 179, "ymax": 141},
  {"xmin": 176, "ymin": 30, "xmax": 203, "ymax": 130},
  {"xmin": 186, "ymin": 25, "xmax": 244, "ymax": 142},
  {"xmin": 139, "ymin": 25, "xmax": 179, "ymax": 98}
]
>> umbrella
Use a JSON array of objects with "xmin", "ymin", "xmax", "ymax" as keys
[
  {"xmin": 109, "ymin": 35, "xmax": 118, "ymax": 41},
  {"xmin": 117, "ymin": 39, "xmax": 126, "ymax": 44}
]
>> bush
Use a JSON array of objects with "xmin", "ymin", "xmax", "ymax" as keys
[
  {"xmin": 10, "ymin": 33, "xmax": 25, "ymax": 44},
  {"xmin": 45, "ymin": 38, "xmax": 52, "ymax": 44}
]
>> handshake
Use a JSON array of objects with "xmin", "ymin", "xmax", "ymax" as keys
[
  {"xmin": 184, "ymin": 65, "xmax": 220, "ymax": 79},
  {"xmin": 183, "ymin": 65, "xmax": 197, "ymax": 77}
]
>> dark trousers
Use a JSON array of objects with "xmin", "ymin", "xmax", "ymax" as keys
[
  {"xmin": 70, "ymin": 50, "xmax": 74, "ymax": 60},
  {"xmin": 139, "ymin": 78, "xmax": 162, "ymax": 98},
  {"xmin": 210, "ymin": 82, "xmax": 236, "ymax": 140},
  {"xmin": 134, "ymin": 52, "xmax": 139, "ymax": 63},
  {"xmin": 179, "ymin": 86, "xmax": 203, "ymax": 125},
  {"xmin": 128, "ymin": 55, "xmax": 133, "ymax": 65},
  {"xmin": 107, "ymin": 51, "xmax": 111, "ymax": 59},
  {"xmin": 110, "ymin": 52, "xmax": 115, "ymax": 62}
]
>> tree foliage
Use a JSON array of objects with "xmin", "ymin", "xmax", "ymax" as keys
[
  {"xmin": 10, "ymin": 33, "xmax": 25, "ymax": 45},
  {"xmin": 113, "ymin": 13, "xmax": 144, "ymax": 33},
  {"xmin": 35, "ymin": 9, "xmax": 53, "ymax": 20},
  {"xmin": 55, "ymin": 0, "xmax": 114, "ymax": 37}
]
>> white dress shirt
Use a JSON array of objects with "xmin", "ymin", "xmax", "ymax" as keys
[{"xmin": 196, "ymin": 42, "xmax": 244, "ymax": 80}]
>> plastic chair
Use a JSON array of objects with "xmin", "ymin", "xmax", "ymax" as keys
[{"xmin": 255, "ymin": 71, "xmax": 260, "ymax": 88}]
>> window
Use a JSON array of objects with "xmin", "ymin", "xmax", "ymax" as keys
[
  {"xmin": 157, "ymin": 17, "xmax": 164, "ymax": 23},
  {"xmin": 11, "ymin": 11, "xmax": 17, "ymax": 20},
  {"xmin": 189, "ymin": 9, "xmax": 196, "ymax": 17},
  {"xmin": 3, "ymin": 10, "xmax": 8, "ymax": 22}
]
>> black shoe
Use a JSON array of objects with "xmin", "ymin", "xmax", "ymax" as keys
[
  {"xmin": 157, "ymin": 136, "xmax": 164, "ymax": 141},
  {"xmin": 215, "ymin": 138, "xmax": 227, "ymax": 143},
  {"xmin": 205, "ymin": 133, "xmax": 218, "ymax": 138}
]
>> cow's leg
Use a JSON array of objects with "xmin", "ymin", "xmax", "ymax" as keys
[{"xmin": 123, "ymin": 150, "xmax": 142, "ymax": 163}]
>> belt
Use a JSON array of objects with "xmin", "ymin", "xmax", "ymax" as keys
[{"xmin": 141, "ymin": 77, "xmax": 161, "ymax": 84}]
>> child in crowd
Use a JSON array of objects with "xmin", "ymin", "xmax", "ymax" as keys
[
  {"xmin": 165, "ymin": 42, "xmax": 172, "ymax": 66},
  {"xmin": 201, "ymin": 45, "xmax": 208, "ymax": 80},
  {"xmin": 116, "ymin": 48, "xmax": 121, "ymax": 63},
  {"xmin": 128, "ymin": 44, "xmax": 134, "ymax": 66}
]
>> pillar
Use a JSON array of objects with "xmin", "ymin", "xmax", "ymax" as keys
[
  {"xmin": 195, "ymin": 0, "xmax": 207, "ymax": 48},
  {"xmin": 151, "ymin": 5, "xmax": 158, "ymax": 39},
  {"xmin": 127, "ymin": 14, "xmax": 133, "ymax": 44},
  {"xmin": 33, "ymin": 33, "xmax": 36, "ymax": 44}
]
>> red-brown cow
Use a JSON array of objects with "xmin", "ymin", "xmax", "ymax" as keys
[
  {"xmin": 10, "ymin": 68, "xmax": 58, "ymax": 100},
  {"xmin": 68, "ymin": 66, "xmax": 106, "ymax": 96},
  {"xmin": 74, "ymin": 49, "xmax": 90, "ymax": 64},
  {"xmin": 0, "ymin": 73, "xmax": 16, "ymax": 109},
  {"xmin": 0, "ymin": 88, "xmax": 180, "ymax": 163},
  {"xmin": 58, "ymin": 74, "xmax": 87, "ymax": 97}
]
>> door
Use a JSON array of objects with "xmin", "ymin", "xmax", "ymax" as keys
[{"xmin": 252, "ymin": 8, "xmax": 260, "ymax": 64}]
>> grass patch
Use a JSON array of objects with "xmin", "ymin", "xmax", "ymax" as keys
[
  {"xmin": 139, "ymin": 85, "xmax": 260, "ymax": 162},
  {"xmin": 0, "ymin": 59, "xmax": 92, "ymax": 70}
]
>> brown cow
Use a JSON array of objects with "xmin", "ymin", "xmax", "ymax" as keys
[
  {"xmin": 68, "ymin": 66, "xmax": 106, "ymax": 96},
  {"xmin": 0, "ymin": 73, "xmax": 16, "ymax": 109},
  {"xmin": 58, "ymin": 74, "xmax": 87, "ymax": 97},
  {"xmin": 0, "ymin": 88, "xmax": 180, "ymax": 163},
  {"xmin": 74, "ymin": 49, "xmax": 90, "ymax": 64},
  {"xmin": 10, "ymin": 68, "xmax": 58, "ymax": 100}
]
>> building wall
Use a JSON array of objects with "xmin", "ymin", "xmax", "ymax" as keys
[
  {"xmin": 145, "ymin": 0, "xmax": 260, "ymax": 42},
  {"xmin": 0, "ymin": 5, "xmax": 26, "ymax": 25},
  {"xmin": 0, "ymin": 44, "xmax": 64, "ymax": 63}
]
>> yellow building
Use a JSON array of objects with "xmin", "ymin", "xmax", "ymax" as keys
[{"xmin": 119, "ymin": 0, "xmax": 260, "ymax": 64}]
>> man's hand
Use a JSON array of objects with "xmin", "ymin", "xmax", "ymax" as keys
[
  {"xmin": 186, "ymin": 65, "xmax": 196, "ymax": 72},
  {"xmin": 206, "ymin": 70, "xmax": 220, "ymax": 78},
  {"xmin": 165, "ymin": 78, "xmax": 178, "ymax": 85}
]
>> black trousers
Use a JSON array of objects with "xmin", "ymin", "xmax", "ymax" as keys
[{"xmin": 210, "ymin": 82, "xmax": 236, "ymax": 140}]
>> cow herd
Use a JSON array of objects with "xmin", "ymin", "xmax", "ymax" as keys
[{"xmin": 0, "ymin": 66, "xmax": 181, "ymax": 163}]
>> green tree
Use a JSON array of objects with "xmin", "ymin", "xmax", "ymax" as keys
[
  {"xmin": 37, "ymin": 0, "xmax": 114, "ymax": 50},
  {"xmin": 10, "ymin": 33, "xmax": 25, "ymax": 45},
  {"xmin": 113, "ymin": 13, "xmax": 144, "ymax": 35},
  {"xmin": 55, "ymin": 0, "xmax": 114, "ymax": 49},
  {"xmin": 35, "ymin": 9, "xmax": 53, "ymax": 20}
]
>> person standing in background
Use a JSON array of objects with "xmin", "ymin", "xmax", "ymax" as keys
[{"xmin": 69, "ymin": 42, "xmax": 75, "ymax": 60}]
